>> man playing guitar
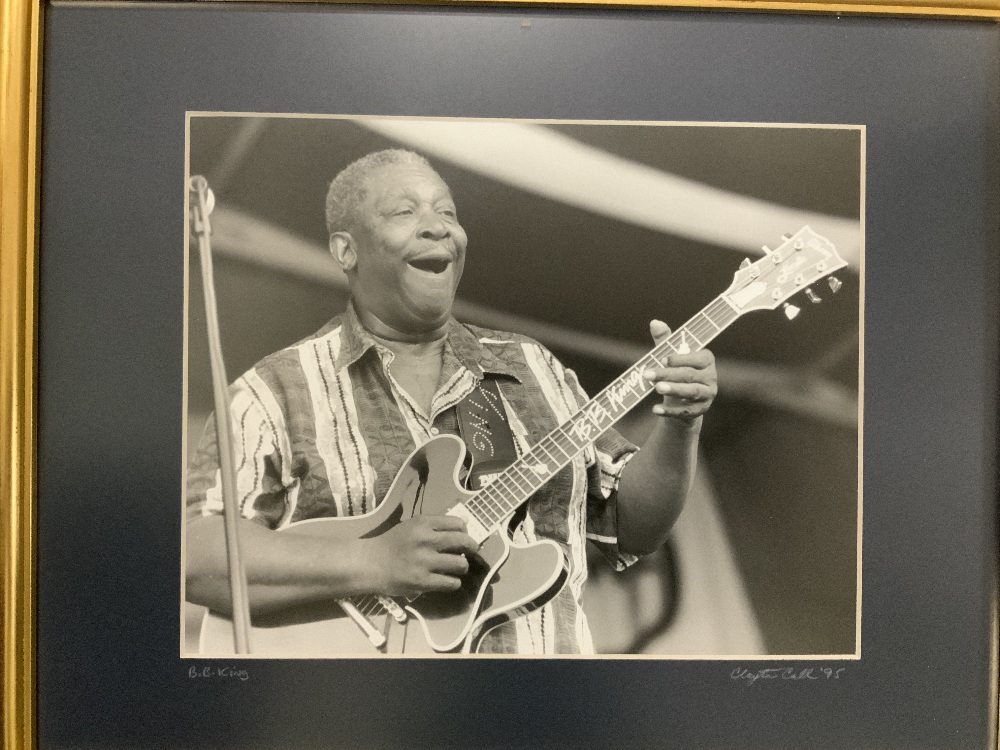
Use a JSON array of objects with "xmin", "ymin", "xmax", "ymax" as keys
[{"xmin": 185, "ymin": 149, "xmax": 717, "ymax": 654}]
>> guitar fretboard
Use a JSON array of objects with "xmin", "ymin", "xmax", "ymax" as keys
[{"xmin": 462, "ymin": 294, "xmax": 739, "ymax": 532}]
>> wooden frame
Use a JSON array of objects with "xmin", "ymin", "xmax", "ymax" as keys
[{"xmin": 2, "ymin": 1, "xmax": 997, "ymax": 748}]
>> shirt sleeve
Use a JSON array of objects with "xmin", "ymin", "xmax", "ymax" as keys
[
  {"xmin": 560, "ymin": 367, "xmax": 641, "ymax": 571},
  {"xmin": 185, "ymin": 372, "xmax": 295, "ymax": 530}
]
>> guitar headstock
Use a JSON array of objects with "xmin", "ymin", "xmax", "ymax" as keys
[{"xmin": 723, "ymin": 227, "xmax": 847, "ymax": 316}]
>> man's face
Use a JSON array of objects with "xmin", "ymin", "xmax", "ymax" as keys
[{"xmin": 345, "ymin": 163, "xmax": 467, "ymax": 335}]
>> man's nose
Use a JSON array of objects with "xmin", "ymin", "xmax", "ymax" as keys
[{"xmin": 417, "ymin": 210, "xmax": 450, "ymax": 240}]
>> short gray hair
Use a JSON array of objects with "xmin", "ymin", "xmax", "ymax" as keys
[{"xmin": 324, "ymin": 149, "xmax": 436, "ymax": 236}]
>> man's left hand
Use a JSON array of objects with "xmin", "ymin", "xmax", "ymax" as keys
[{"xmin": 642, "ymin": 319, "xmax": 717, "ymax": 423}]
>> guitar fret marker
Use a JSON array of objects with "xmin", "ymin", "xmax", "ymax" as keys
[{"xmin": 536, "ymin": 441, "xmax": 563, "ymax": 462}]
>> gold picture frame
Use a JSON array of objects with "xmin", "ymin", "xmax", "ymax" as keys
[{"xmin": 2, "ymin": 1, "xmax": 997, "ymax": 748}]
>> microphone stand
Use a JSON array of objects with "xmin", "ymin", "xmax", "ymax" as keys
[
  {"xmin": 187, "ymin": 178, "xmax": 385, "ymax": 653},
  {"xmin": 188, "ymin": 176, "xmax": 252, "ymax": 654}
]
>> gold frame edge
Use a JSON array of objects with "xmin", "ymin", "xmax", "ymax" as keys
[
  {"xmin": 460, "ymin": 0, "xmax": 1000, "ymax": 17},
  {"xmin": 56, "ymin": 0, "xmax": 1000, "ymax": 19},
  {"xmin": 1, "ymin": 0, "xmax": 42, "ymax": 748},
  {"xmin": 0, "ymin": 2, "xmax": 997, "ymax": 750},
  {"xmin": 438, "ymin": 0, "xmax": 1000, "ymax": 16}
]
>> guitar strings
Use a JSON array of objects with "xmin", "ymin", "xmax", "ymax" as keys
[
  {"xmin": 466, "ymin": 299, "xmax": 734, "ymax": 524},
  {"xmin": 464, "ymin": 296, "xmax": 738, "ymax": 527}
]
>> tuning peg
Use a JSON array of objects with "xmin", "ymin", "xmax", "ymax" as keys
[
  {"xmin": 781, "ymin": 233, "xmax": 792, "ymax": 241},
  {"xmin": 805, "ymin": 288, "xmax": 822, "ymax": 304},
  {"xmin": 828, "ymin": 276, "xmax": 843, "ymax": 293},
  {"xmin": 740, "ymin": 257, "xmax": 752, "ymax": 269},
  {"xmin": 762, "ymin": 245, "xmax": 773, "ymax": 255},
  {"xmin": 783, "ymin": 303, "xmax": 801, "ymax": 320}
]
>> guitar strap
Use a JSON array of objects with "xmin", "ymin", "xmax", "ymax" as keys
[{"xmin": 455, "ymin": 378, "xmax": 519, "ymax": 491}]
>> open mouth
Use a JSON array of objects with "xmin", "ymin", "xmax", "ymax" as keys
[{"xmin": 408, "ymin": 258, "xmax": 451, "ymax": 274}]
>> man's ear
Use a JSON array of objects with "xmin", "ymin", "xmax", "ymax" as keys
[{"xmin": 329, "ymin": 232, "xmax": 357, "ymax": 273}]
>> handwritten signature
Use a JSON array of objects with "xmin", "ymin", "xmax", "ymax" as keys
[
  {"xmin": 731, "ymin": 666, "xmax": 845, "ymax": 687},
  {"xmin": 188, "ymin": 665, "xmax": 249, "ymax": 682}
]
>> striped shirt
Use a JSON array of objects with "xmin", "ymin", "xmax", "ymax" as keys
[{"xmin": 187, "ymin": 303, "xmax": 638, "ymax": 654}]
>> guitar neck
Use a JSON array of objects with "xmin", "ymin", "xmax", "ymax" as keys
[{"xmin": 463, "ymin": 294, "xmax": 741, "ymax": 531}]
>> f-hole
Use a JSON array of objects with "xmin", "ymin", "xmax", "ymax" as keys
[{"xmin": 411, "ymin": 477, "xmax": 427, "ymax": 517}]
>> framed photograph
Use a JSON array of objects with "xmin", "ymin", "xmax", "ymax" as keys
[
  {"xmin": 182, "ymin": 114, "xmax": 863, "ymax": 660},
  {"xmin": 3, "ymin": 1, "xmax": 998, "ymax": 748}
]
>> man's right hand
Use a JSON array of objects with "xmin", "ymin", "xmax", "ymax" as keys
[
  {"xmin": 360, "ymin": 515, "xmax": 480, "ymax": 598},
  {"xmin": 186, "ymin": 513, "xmax": 481, "ymax": 617}
]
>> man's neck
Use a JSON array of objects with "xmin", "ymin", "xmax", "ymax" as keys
[
  {"xmin": 353, "ymin": 302, "xmax": 449, "ymax": 346},
  {"xmin": 369, "ymin": 330, "xmax": 447, "ymax": 361},
  {"xmin": 353, "ymin": 303, "xmax": 447, "ymax": 416}
]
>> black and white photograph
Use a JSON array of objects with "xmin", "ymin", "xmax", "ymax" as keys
[{"xmin": 181, "ymin": 114, "xmax": 863, "ymax": 659}]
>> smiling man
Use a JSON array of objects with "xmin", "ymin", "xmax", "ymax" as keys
[{"xmin": 185, "ymin": 149, "xmax": 717, "ymax": 655}]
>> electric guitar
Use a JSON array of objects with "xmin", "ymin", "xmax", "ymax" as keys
[{"xmin": 197, "ymin": 226, "xmax": 848, "ymax": 656}]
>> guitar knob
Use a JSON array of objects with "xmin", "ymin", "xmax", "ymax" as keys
[
  {"xmin": 783, "ymin": 303, "xmax": 801, "ymax": 320},
  {"xmin": 828, "ymin": 276, "xmax": 843, "ymax": 293},
  {"xmin": 805, "ymin": 288, "xmax": 822, "ymax": 304}
]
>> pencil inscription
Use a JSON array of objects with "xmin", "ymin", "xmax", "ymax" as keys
[
  {"xmin": 188, "ymin": 665, "xmax": 250, "ymax": 682},
  {"xmin": 730, "ymin": 666, "xmax": 845, "ymax": 686}
]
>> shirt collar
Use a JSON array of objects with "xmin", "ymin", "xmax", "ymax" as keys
[{"xmin": 334, "ymin": 300, "xmax": 521, "ymax": 382}]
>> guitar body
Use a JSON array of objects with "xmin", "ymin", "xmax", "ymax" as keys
[{"xmin": 197, "ymin": 435, "xmax": 568, "ymax": 656}]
